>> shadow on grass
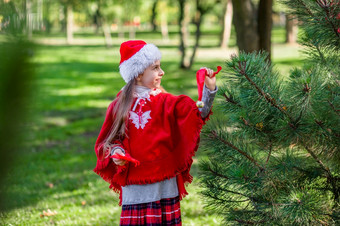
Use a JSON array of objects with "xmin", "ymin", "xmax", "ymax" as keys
[{"xmin": 2, "ymin": 41, "xmax": 302, "ymax": 225}]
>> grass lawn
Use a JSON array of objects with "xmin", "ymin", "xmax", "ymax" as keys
[{"xmin": 1, "ymin": 28, "xmax": 304, "ymax": 225}]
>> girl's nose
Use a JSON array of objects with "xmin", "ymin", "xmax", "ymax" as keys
[{"xmin": 159, "ymin": 69, "xmax": 164, "ymax": 76}]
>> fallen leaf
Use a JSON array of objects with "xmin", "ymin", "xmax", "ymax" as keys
[
  {"xmin": 41, "ymin": 209, "xmax": 57, "ymax": 217},
  {"xmin": 45, "ymin": 182, "xmax": 54, "ymax": 188}
]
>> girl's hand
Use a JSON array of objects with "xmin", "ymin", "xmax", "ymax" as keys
[
  {"xmin": 200, "ymin": 67, "xmax": 216, "ymax": 91},
  {"xmin": 112, "ymin": 149, "xmax": 126, "ymax": 166}
]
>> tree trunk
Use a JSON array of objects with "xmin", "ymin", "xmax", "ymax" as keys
[
  {"xmin": 285, "ymin": 14, "xmax": 298, "ymax": 44},
  {"xmin": 26, "ymin": 0, "xmax": 32, "ymax": 39},
  {"xmin": 118, "ymin": 21, "xmax": 124, "ymax": 39},
  {"xmin": 258, "ymin": 0, "xmax": 273, "ymax": 61},
  {"xmin": 151, "ymin": 0, "xmax": 158, "ymax": 31},
  {"xmin": 60, "ymin": 5, "xmax": 66, "ymax": 33},
  {"xmin": 129, "ymin": 26, "xmax": 136, "ymax": 39},
  {"xmin": 94, "ymin": 8, "xmax": 102, "ymax": 35},
  {"xmin": 220, "ymin": 0, "xmax": 233, "ymax": 49},
  {"xmin": 178, "ymin": 0, "xmax": 190, "ymax": 69},
  {"xmin": 160, "ymin": 3, "xmax": 169, "ymax": 41},
  {"xmin": 103, "ymin": 23, "xmax": 112, "ymax": 48},
  {"xmin": 66, "ymin": 4, "xmax": 73, "ymax": 44},
  {"xmin": 44, "ymin": 0, "xmax": 52, "ymax": 34},
  {"xmin": 189, "ymin": 11, "xmax": 202, "ymax": 69},
  {"xmin": 231, "ymin": 0, "xmax": 258, "ymax": 52}
]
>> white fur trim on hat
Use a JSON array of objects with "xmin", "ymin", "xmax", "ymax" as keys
[{"xmin": 119, "ymin": 44, "xmax": 162, "ymax": 83}]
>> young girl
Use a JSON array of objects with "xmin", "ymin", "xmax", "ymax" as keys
[{"xmin": 94, "ymin": 40, "xmax": 217, "ymax": 225}]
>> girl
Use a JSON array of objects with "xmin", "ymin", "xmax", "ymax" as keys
[{"xmin": 94, "ymin": 40, "xmax": 217, "ymax": 225}]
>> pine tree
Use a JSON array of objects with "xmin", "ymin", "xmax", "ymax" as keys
[{"xmin": 199, "ymin": 0, "xmax": 340, "ymax": 224}]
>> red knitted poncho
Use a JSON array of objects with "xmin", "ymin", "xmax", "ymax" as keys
[{"xmin": 93, "ymin": 90, "xmax": 211, "ymax": 205}]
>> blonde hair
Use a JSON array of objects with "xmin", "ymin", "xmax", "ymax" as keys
[
  {"xmin": 101, "ymin": 77, "xmax": 167, "ymax": 157},
  {"xmin": 102, "ymin": 79, "xmax": 136, "ymax": 155}
]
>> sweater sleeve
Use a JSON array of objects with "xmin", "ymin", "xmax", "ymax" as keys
[{"xmin": 200, "ymin": 85, "xmax": 217, "ymax": 118}]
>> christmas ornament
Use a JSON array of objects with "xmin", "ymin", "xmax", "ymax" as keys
[
  {"xmin": 196, "ymin": 66, "xmax": 222, "ymax": 108},
  {"xmin": 110, "ymin": 153, "xmax": 140, "ymax": 167}
]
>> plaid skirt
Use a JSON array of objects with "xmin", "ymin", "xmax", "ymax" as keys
[{"xmin": 120, "ymin": 196, "xmax": 181, "ymax": 226}]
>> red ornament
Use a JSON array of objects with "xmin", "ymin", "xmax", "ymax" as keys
[
  {"xmin": 338, "ymin": 28, "xmax": 340, "ymax": 34},
  {"xmin": 110, "ymin": 153, "xmax": 140, "ymax": 167},
  {"xmin": 196, "ymin": 66, "xmax": 222, "ymax": 104},
  {"xmin": 337, "ymin": 13, "xmax": 340, "ymax": 20}
]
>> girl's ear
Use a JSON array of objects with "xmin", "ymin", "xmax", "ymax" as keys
[{"xmin": 136, "ymin": 74, "xmax": 143, "ymax": 82}]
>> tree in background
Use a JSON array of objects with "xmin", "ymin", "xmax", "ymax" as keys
[
  {"xmin": 286, "ymin": 13, "xmax": 298, "ymax": 44},
  {"xmin": 188, "ymin": 0, "xmax": 217, "ymax": 68},
  {"xmin": 199, "ymin": 0, "xmax": 339, "ymax": 224},
  {"xmin": 232, "ymin": 0, "xmax": 273, "ymax": 60},
  {"xmin": 178, "ymin": 0, "xmax": 190, "ymax": 68},
  {"xmin": 58, "ymin": 0, "xmax": 82, "ymax": 44},
  {"xmin": 219, "ymin": 0, "xmax": 233, "ymax": 49},
  {"xmin": 178, "ymin": 0, "xmax": 217, "ymax": 69},
  {"xmin": 150, "ymin": 0, "xmax": 159, "ymax": 31}
]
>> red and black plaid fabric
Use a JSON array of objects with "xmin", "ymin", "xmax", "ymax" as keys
[{"xmin": 120, "ymin": 196, "xmax": 181, "ymax": 226}]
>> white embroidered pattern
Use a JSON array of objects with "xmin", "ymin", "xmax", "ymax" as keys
[
  {"xmin": 129, "ymin": 110, "xmax": 152, "ymax": 129},
  {"xmin": 129, "ymin": 88, "xmax": 161, "ymax": 129}
]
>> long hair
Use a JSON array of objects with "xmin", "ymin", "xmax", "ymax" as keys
[{"xmin": 103, "ymin": 79, "xmax": 136, "ymax": 155}]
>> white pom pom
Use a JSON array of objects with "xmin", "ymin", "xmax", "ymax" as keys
[{"xmin": 196, "ymin": 101, "xmax": 204, "ymax": 108}]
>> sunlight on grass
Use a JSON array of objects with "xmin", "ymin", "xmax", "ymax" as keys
[
  {"xmin": 50, "ymin": 86, "xmax": 106, "ymax": 96},
  {"xmin": 2, "ymin": 27, "xmax": 303, "ymax": 225},
  {"xmin": 43, "ymin": 117, "xmax": 68, "ymax": 126}
]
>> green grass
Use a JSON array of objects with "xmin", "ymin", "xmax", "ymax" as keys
[{"xmin": 1, "ymin": 27, "xmax": 303, "ymax": 225}]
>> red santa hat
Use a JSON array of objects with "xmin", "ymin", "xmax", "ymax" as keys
[{"xmin": 119, "ymin": 40, "xmax": 162, "ymax": 83}]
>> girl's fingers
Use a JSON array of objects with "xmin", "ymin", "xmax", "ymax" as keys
[
  {"xmin": 200, "ymin": 67, "xmax": 214, "ymax": 77},
  {"xmin": 113, "ymin": 159, "xmax": 126, "ymax": 166},
  {"xmin": 114, "ymin": 149, "xmax": 125, "ymax": 156}
]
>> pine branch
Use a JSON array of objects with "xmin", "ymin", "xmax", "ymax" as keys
[
  {"xmin": 218, "ymin": 186, "xmax": 251, "ymax": 200},
  {"xmin": 240, "ymin": 116, "xmax": 266, "ymax": 134},
  {"xmin": 297, "ymin": 0, "xmax": 318, "ymax": 21},
  {"xmin": 211, "ymin": 131, "xmax": 265, "ymax": 171},
  {"xmin": 235, "ymin": 219, "xmax": 266, "ymax": 224},
  {"xmin": 328, "ymin": 100, "xmax": 340, "ymax": 117},
  {"xmin": 205, "ymin": 167, "xmax": 260, "ymax": 201},
  {"xmin": 304, "ymin": 145, "xmax": 331, "ymax": 176},
  {"xmin": 316, "ymin": 0, "xmax": 340, "ymax": 38},
  {"xmin": 265, "ymin": 142, "xmax": 272, "ymax": 164},
  {"xmin": 223, "ymin": 93, "xmax": 242, "ymax": 107},
  {"xmin": 304, "ymin": 142, "xmax": 340, "ymax": 202},
  {"xmin": 207, "ymin": 165, "xmax": 229, "ymax": 180},
  {"xmin": 314, "ymin": 119, "xmax": 340, "ymax": 139},
  {"xmin": 315, "ymin": 43, "xmax": 327, "ymax": 63},
  {"xmin": 237, "ymin": 61, "xmax": 293, "ymax": 121}
]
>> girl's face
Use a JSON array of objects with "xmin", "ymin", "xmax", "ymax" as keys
[{"xmin": 136, "ymin": 60, "xmax": 164, "ymax": 89}]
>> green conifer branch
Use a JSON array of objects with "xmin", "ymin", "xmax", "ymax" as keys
[
  {"xmin": 210, "ymin": 130, "xmax": 265, "ymax": 171},
  {"xmin": 316, "ymin": 0, "xmax": 340, "ymax": 38},
  {"xmin": 328, "ymin": 100, "xmax": 340, "ymax": 117},
  {"xmin": 200, "ymin": 0, "xmax": 339, "ymax": 222},
  {"xmin": 297, "ymin": 0, "xmax": 318, "ymax": 20},
  {"xmin": 315, "ymin": 44, "xmax": 326, "ymax": 63},
  {"xmin": 303, "ymin": 145, "xmax": 331, "ymax": 175},
  {"xmin": 223, "ymin": 93, "xmax": 242, "ymax": 107},
  {"xmin": 206, "ymin": 165, "xmax": 229, "ymax": 180},
  {"xmin": 266, "ymin": 142, "xmax": 273, "ymax": 164},
  {"xmin": 235, "ymin": 219, "xmax": 266, "ymax": 224},
  {"xmin": 237, "ymin": 62, "xmax": 293, "ymax": 121}
]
